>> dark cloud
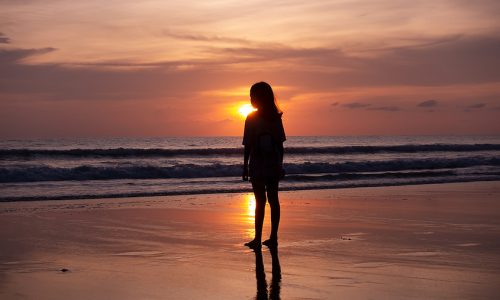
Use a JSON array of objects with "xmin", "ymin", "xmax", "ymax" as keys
[
  {"xmin": 331, "ymin": 102, "xmax": 339, "ymax": 106},
  {"xmin": 417, "ymin": 99, "xmax": 438, "ymax": 107},
  {"xmin": 0, "ymin": 47, "xmax": 56, "ymax": 64},
  {"xmin": 343, "ymin": 102, "xmax": 371, "ymax": 109},
  {"xmin": 206, "ymin": 45, "xmax": 341, "ymax": 67},
  {"xmin": 368, "ymin": 106, "xmax": 400, "ymax": 111},
  {"xmin": 0, "ymin": 32, "xmax": 9, "ymax": 44},
  {"xmin": 0, "ymin": 47, "xmax": 250, "ymax": 103},
  {"xmin": 163, "ymin": 30, "xmax": 251, "ymax": 45},
  {"xmin": 207, "ymin": 35, "xmax": 500, "ymax": 88},
  {"xmin": 2, "ymin": 34, "xmax": 500, "ymax": 108},
  {"xmin": 3, "ymin": 33, "xmax": 497, "ymax": 99},
  {"xmin": 467, "ymin": 103, "xmax": 486, "ymax": 109}
]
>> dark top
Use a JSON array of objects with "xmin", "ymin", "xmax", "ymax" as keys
[{"xmin": 242, "ymin": 112, "xmax": 286, "ymax": 179}]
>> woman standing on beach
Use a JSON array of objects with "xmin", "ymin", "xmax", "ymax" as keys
[{"xmin": 242, "ymin": 82, "xmax": 286, "ymax": 249}]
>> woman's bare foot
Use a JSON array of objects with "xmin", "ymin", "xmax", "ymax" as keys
[
  {"xmin": 244, "ymin": 239, "xmax": 262, "ymax": 249},
  {"xmin": 262, "ymin": 238, "xmax": 278, "ymax": 248}
]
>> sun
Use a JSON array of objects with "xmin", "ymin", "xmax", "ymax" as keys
[{"xmin": 238, "ymin": 104, "xmax": 256, "ymax": 118}]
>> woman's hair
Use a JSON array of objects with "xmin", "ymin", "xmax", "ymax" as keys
[{"xmin": 250, "ymin": 81, "xmax": 282, "ymax": 120}]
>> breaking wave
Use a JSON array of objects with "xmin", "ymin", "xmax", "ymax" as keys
[
  {"xmin": 1, "ymin": 156, "xmax": 499, "ymax": 183},
  {"xmin": 1, "ymin": 143, "xmax": 500, "ymax": 158}
]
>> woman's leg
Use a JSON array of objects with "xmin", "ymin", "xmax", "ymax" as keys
[
  {"xmin": 265, "ymin": 180, "xmax": 280, "ymax": 243},
  {"xmin": 246, "ymin": 180, "xmax": 266, "ymax": 248}
]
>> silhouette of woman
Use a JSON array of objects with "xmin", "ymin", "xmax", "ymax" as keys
[{"xmin": 242, "ymin": 82, "xmax": 286, "ymax": 249}]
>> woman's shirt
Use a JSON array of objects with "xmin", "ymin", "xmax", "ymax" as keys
[{"xmin": 242, "ymin": 112, "xmax": 286, "ymax": 178}]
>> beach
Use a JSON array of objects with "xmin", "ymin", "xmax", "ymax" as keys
[{"xmin": 1, "ymin": 181, "xmax": 500, "ymax": 299}]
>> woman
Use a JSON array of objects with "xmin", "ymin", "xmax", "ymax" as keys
[{"xmin": 242, "ymin": 82, "xmax": 286, "ymax": 249}]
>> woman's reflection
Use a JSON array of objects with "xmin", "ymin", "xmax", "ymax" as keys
[
  {"xmin": 269, "ymin": 246, "xmax": 281, "ymax": 299},
  {"xmin": 253, "ymin": 246, "xmax": 281, "ymax": 300}
]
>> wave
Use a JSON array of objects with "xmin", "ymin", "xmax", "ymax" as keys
[
  {"xmin": 2, "ymin": 175, "xmax": 499, "ymax": 202},
  {"xmin": 1, "ymin": 143, "xmax": 500, "ymax": 158},
  {"xmin": 284, "ymin": 170, "xmax": 458, "ymax": 181},
  {"xmin": 1, "ymin": 156, "xmax": 499, "ymax": 183}
]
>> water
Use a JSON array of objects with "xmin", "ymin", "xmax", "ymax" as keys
[{"xmin": 1, "ymin": 136, "xmax": 500, "ymax": 201}]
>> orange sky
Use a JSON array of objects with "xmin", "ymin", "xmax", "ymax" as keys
[{"xmin": 1, "ymin": 0, "xmax": 499, "ymax": 137}]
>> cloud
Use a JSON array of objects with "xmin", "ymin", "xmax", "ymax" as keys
[
  {"xmin": 1, "ymin": 1, "xmax": 500, "ymax": 137},
  {"xmin": 0, "ymin": 47, "xmax": 251, "ymax": 103},
  {"xmin": 368, "ymin": 106, "xmax": 400, "ymax": 111},
  {"xmin": 184, "ymin": 34, "xmax": 500, "ymax": 89},
  {"xmin": 467, "ymin": 103, "xmax": 486, "ymax": 109},
  {"xmin": 0, "ymin": 32, "xmax": 9, "ymax": 44},
  {"xmin": 3, "ymin": 35, "xmax": 500, "ymax": 108},
  {"xmin": 4, "ymin": 34, "xmax": 498, "ymax": 90},
  {"xmin": 163, "ymin": 30, "xmax": 252, "ymax": 45},
  {"xmin": 417, "ymin": 99, "xmax": 438, "ymax": 107},
  {"xmin": 343, "ymin": 102, "xmax": 371, "ymax": 109},
  {"xmin": 0, "ymin": 47, "xmax": 56, "ymax": 64},
  {"xmin": 206, "ymin": 45, "xmax": 343, "ymax": 67}
]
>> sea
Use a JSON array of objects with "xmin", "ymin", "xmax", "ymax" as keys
[{"xmin": 1, "ymin": 136, "xmax": 500, "ymax": 201}]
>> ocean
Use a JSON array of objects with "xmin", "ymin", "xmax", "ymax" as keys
[{"xmin": 1, "ymin": 136, "xmax": 500, "ymax": 201}]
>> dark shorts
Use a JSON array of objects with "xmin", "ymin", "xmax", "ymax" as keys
[{"xmin": 250, "ymin": 176, "xmax": 280, "ymax": 185}]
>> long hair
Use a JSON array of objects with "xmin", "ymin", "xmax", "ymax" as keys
[{"xmin": 250, "ymin": 82, "xmax": 282, "ymax": 121}]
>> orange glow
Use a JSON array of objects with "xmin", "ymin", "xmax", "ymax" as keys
[
  {"xmin": 2, "ymin": 2, "xmax": 500, "ymax": 138},
  {"xmin": 245, "ymin": 194, "xmax": 256, "ymax": 218},
  {"xmin": 243, "ymin": 194, "xmax": 256, "ymax": 238},
  {"xmin": 238, "ymin": 104, "xmax": 256, "ymax": 119}
]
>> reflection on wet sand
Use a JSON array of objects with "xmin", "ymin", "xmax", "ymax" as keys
[
  {"xmin": 253, "ymin": 246, "xmax": 281, "ymax": 300},
  {"xmin": 244, "ymin": 193, "xmax": 256, "ymax": 239}
]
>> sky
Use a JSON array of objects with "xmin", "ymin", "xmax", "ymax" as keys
[{"xmin": 1, "ymin": 0, "xmax": 499, "ymax": 138}]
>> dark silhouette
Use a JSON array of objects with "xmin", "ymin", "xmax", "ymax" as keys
[
  {"xmin": 268, "ymin": 246, "xmax": 282, "ymax": 299},
  {"xmin": 243, "ymin": 82, "xmax": 286, "ymax": 249},
  {"xmin": 254, "ymin": 249, "xmax": 268, "ymax": 299},
  {"xmin": 253, "ymin": 247, "xmax": 282, "ymax": 300}
]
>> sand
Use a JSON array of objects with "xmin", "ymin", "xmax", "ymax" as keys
[{"xmin": 1, "ymin": 181, "xmax": 500, "ymax": 299}]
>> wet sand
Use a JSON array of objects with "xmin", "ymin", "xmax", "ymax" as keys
[{"xmin": 1, "ymin": 181, "xmax": 500, "ymax": 299}]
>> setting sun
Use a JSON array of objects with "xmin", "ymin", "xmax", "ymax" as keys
[{"xmin": 238, "ymin": 104, "xmax": 256, "ymax": 118}]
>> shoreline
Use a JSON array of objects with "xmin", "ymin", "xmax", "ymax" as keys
[{"xmin": 2, "ymin": 177, "xmax": 499, "ymax": 202}]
